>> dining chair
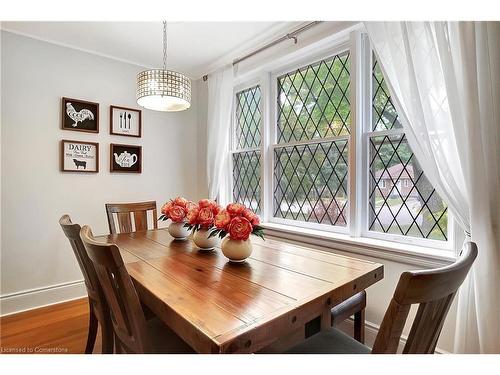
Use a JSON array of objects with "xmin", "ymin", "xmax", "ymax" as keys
[
  {"xmin": 59, "ymin": 215, "xmax": 114, "ymax": 354},
  {"xmin": 331, "ymin": 290, "xmax": 366, "ymax": 343},
  {"xmin": 286, "ymin": 242, "xmax": 477, "ymax": 354},
  {"xmin": 79, "ymin": 225, "xmax": 194, "ymax": 354},
  {"xmin": 105, "ymin": 201, "xmax": 157, "ymax": 234}
]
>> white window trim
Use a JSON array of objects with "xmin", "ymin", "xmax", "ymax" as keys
[
  {"xmin": 229, "ymin": 27, "xmax": 455, "ymax": 259},
  {"xmin": 360, "ymin": 40, "xmax": 453, "ymax": 251},
  {"xmin": 267, "ymin": 42, "xmax": 352, "ymax": 235},
  {"xmin": 229, "ymin": 79, "xmax": 264, "ymax": 210},
  {"xmin": 260, "ymin": 222, "xmax": 455, "ymax": 268}
]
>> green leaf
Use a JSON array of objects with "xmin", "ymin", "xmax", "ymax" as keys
[
  {"xmin": 208, "ymin": 229, "xmax": 220, "ymax": 239},
  {"xmin": 253, "ymin": 231, "xmax": 265, "ymax": 240}
]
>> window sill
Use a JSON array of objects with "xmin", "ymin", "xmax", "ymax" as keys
[{"xmin": 260, "ymin": 222, "xmax": 456, "ymax": 268}]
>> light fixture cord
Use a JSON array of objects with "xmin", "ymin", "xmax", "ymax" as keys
[{"xmin": 163, "ymin": 21, "xmax": 167, "ymax": 71}]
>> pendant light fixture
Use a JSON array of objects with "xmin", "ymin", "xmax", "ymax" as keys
[{"xmin": 137, "ymin": 22, "xmax": 191, "ymax": 112}]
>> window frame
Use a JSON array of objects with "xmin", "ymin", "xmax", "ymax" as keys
[
  {"xmin": 359, "ymin": 41, "xmax": 453, "ymax": 250},
  {"xmin": 229, "ymin": 29, "xmax": 453, "ymax": 253},
  {"xmin": 267, "ymin": 41, "xmax": 352, "ymax": 235},
  {"xmin": 229, "ymin": 78, "xmax": 264, "ymax": 213}
]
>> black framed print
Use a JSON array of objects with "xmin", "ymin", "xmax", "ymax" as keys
[
  {"xmin": 110, "ymin": 143, "xmax": 142, "ymax": 173},
  {"xmin": 60, "ymin": 140, "xmax": 99, "ymax": 173},
  {"xmin": 110, "ymin": 105, "xmax": 142, "ymax": 137},
  {"xmin": 61, "ymin": 97, "xmax": 99, "ymax": 133}
]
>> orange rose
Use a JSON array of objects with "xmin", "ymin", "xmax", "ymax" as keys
[
  {"xmin": 199, "ymin": 199, "xmax": 219, "ymax": 213},
  {"xmin": 198, "ymin": 199, "xmax": 214, "ymax": 208},
  {"xmin": 168, "ymin": 204, "xmax": 187, "ymax": 223},
  {"xmin": 173, "ymin": 196, "xmax": 188, "ymax": 208},
  {"xmin": 227, "ymin": 203, "xmax": 246, "ymax": 217},
  {"xmin": 228, "ymin": 216, "xmax": 253, "ymax": 240},
  {"xmin": 161, "ymin": 201, "xmax": 173, "ymax": 215},
  {"xmin": 198, "ymin": 207, "xmax": 215, "ymax": 228},
  {"xmin": 243, "ymin": 209, "xmax": 260, "ymax": 226},
  {"xmin": 214, "ymin": 209, "xmax": 231, "ymax": 230},
  {"xmin": 186, "ymin": 207, "xmax": 199, "ymax": 225},
  {"xmin": 186, "ymin": 201, "xmax": 197, "ymax": 212}
]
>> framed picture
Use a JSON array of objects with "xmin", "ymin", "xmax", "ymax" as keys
[
  {"xmin": 110, "ymin": 105, "xmax": 142, "ymax": 137},
  {"xmin": 60, "ymin": 140, "xmax": 99, "ymax": 173},
  {"xmin": 110, "ymin": 143, "xmax": 142, "ymax": 173},
  {"xmin": 61, "ymin": 97, "xmax": 99, "ymax": 133}
]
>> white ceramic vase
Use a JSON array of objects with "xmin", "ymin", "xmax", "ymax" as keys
[
  {"xmin": 192, "ymin": 228, "xmax": 219, "ymax": 251},
  {"xmin": 168, "ymin": 222, "xmax": 190, "ymax": 240},
  {"xmin": 221, "ymin": 237, "xmax": 253, "ymax": 263}
]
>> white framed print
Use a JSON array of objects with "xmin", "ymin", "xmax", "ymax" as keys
[
  {"xmin": 60, "ymin": 140, "xmax": 99, "ymax": 173},
  {"xmin": 110, "ymin": 105, "xmax": 142, "ymax": 137}
]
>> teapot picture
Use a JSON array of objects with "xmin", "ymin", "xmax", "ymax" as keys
[{"xmin": 114, "ymin": 151, "xmax": 138, "ymax": 168}]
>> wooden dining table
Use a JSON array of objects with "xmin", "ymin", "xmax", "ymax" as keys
[{"xmin": 97, "ymin": 228, "xmax": 384, "ymax": 354}]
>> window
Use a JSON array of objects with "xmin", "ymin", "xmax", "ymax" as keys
[
  {"xmin": 231, "ymin": 85, "xmax": 262, "ymax": 213},
  {"xmin": 273, "ymin": 52, "xmax": 350, "ymax": 228},
  {"xmin": 229, "ymin": 32, "xmax": 451, "ymax": 250},
  {"xmin": 368, "ymin": 58, "xmax": 448, "ymax": 241}
]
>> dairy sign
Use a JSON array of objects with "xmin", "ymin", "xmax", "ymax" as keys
[{"xmin": 60, "ymin": 140, "xmax": 99, "ymax": 173}]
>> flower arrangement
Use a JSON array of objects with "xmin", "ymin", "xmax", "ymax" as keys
[
  {"xmin": 184, "ymin": 199, "xmax": 221, "ymax": 232},
  {"xmin": 159, "ymin": 196, "xmax": 196, "ymax": 223},
  {"xmin": 209, "ymin": 203, "xmax": 264, "ymax": 241}
]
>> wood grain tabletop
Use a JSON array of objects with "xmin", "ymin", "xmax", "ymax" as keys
[{"xmin": 97, "ymin": 228, "xmax": 383, "ymax": 353}]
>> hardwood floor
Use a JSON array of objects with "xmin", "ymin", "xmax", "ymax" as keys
[{"xmin": 0, "ymin": 298, "xmax": 101, "ymax": 354}]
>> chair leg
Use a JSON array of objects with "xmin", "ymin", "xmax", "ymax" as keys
[
  {"xmin": 101, "ymin": 319, "xmax": 114, "ymax": 354},
  {"xmin": 353, "ymin": 309, "xmax": 365, "ymax": 344},
  {"xmin": 85, "ymin": 305, "xmax": 98, "ymax": 354},
  {"xmin": 115, "ymin": 337, "xmax": 123, "ymax": 354}
]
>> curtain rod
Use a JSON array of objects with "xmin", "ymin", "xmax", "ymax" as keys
[{"xmin": 202, "ymin": 21, "xmax": 323, "ymax": 81}]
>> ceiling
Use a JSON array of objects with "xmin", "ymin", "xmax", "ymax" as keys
[{"xmin": 1, "ymin": 21, "xmax": 304, "ymax": 79}]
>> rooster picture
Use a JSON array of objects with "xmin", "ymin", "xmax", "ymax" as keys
[{"xmin": 66, "ymin": 102, "xmax": 94, "ymax": 127}]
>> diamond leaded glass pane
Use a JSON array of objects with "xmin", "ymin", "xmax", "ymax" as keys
[
  {"xmin": 233, "ymin": 151, "xmax": 261, "ymax": 213},
  {"xmin": 372, "ymin": 58, "xmax": 402, "ymax": 131},
  {"xmin": 274, "ymin": 140, "xmax": 348, "ymax": 226},
  {"xmin": 368, "ymin": 134, "xmax": 448, "ymax": 240},
  {"xmin": 235, "ymin": 86, "xmax": 261, "ymax": 149},
  {"xmin": 277, "ymin": 52, "xmax": 350, "ymax": 143}
]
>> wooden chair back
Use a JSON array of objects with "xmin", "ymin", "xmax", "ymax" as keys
[
  {"xmin": 372, "ymin": 242, "xmax": 477, "ymax": 354},
  {"xmin": 59, "ymin": 215, "xmax": 113, "ymax": 352},
  {"xmin": 80, "ymin": 225, "xmax": 150, "ymax": 353},
  {"xmin": 105, "ymin": 201, "xmax": 158, "ymax": 234}
]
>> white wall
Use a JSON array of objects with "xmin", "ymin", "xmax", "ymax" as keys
[{"xmin": 0, "ymin": 31, "xmax": 201, "ymax": 314}]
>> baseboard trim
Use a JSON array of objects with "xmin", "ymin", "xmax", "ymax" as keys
[
  {"xmin": 0, "ymin": 280, "xmax": 87, "ymax": 316},
  {"xmin": 337, "ymin": 317, "xmax": 450, "ymax": 354}
]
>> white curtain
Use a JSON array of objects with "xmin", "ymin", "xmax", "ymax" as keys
[
  {"xmin": 206, "ymin": 65, "xmax": 234, "ymax": 203},
  {"xmin": 365, "ymin": 22, "xmax": 500, "ymax": 353}
]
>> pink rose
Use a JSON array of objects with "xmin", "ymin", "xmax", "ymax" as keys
[
  {"xmin": 168, "ymin": 204, "xmax": 187, "ymax": 223},
  {"xmin": 228, "ymin": 216, "xmax": 253, "ymax": 240},
  {"xmin": 198, "ymin": 207, "xmax": 215, "ymax": 228},
  {"xmin": 186, "ymin": 207, "xmax": 199, "ymax": 225},
  {"xmin": 214, "ymin": 209, "xmax": 231, "ymax": 230},
  {"xmin": 227, "ymin": 203, "xmax": 246, "ymax": 217}
]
